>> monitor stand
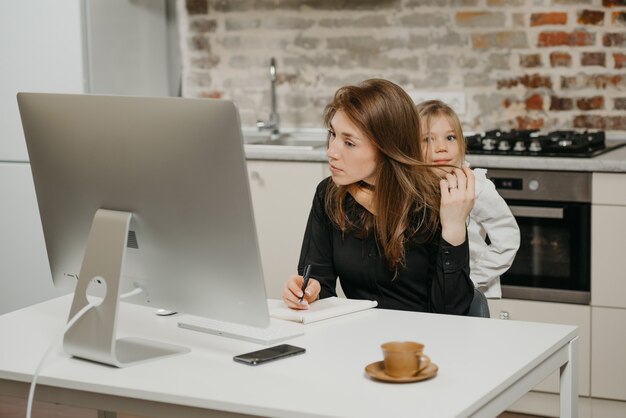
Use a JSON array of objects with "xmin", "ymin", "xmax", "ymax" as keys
[{"xmin": 63, "ymin": 209, "xmax": 189, "ymax": 368}]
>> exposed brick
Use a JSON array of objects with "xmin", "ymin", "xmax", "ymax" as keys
[
  {"xmin": 188, "ymin": 35, "xmax": 211, "ymax": 51},
  {"xmin": 406, "ymin": 0, "xmax": 479, "ymax": 6},
  {"xmin": 603, "ymin": 0, "xmax": 626, "ymax": 6},
  {"xmin": 513, "ymin": 13, "xmax": 525, "ymax": 27},
  {"xmin": 456, "ymin": 12, "xmax": 506, "ymax": 27},
  {"xmin": 603, "ymin": 33, "xmax": 626, "ymax": 47},
  {"xmin": 487, "ymin": 0, "xmax": 525, "ymax": 6},
  {"xmin": 581, "ymin": 52, "xmax": 606, "ymax": 66},
  {"xmin": 319, "ymin": 15, "xmax": 390, "ymax": 28},
  {"xmin": 472, "ymin": 32, "xmax": 528, "ymax": 49},
  {"xmin": 186, "ymin": 0, "xmax": 208, "ymax": 15},
  {"xmin": 556, "ymin": 0, "xmax": 592, "ymax": 3},
  {"xmin": 577, "ymin": 10, "xmax": 605, "ymax": 25},
  {"xmin": 577, "ymin": 96, "xmax": 604, "ymax": 110},
  {"xmin": 516, "ymin": 116, "xmax": 544, "ymax": 131},
  {"xmin": 520, "ymin": 54, "xmax": 542, "ymax": 68},
  {"xmin": 262, "ymin": 17, "xmax": 315, "ymax": 30},
  {"xmin": 538, "ymin": 30, "xmax": 595, "ymax": 47},
  {"xmin": 530, "ymin": 12, "xmax": 567, "ymax": 26},
  {"xmin": 464, "ymin": 72, "xmax": 492, "ymax": 87},
  {"xmin": 430, "ymin": 31, "xmax": 465, "ymax": 48},
  {"xmin": 497, "ymin": 74, "xmax": 552, "ymax": 89},
  {"xmin": 561, "ymin": 74, "xmax": 625, "ymax": 89},
  {"xmin": 488, "ymin": 53, "xmax": 511, "ymax": 70},
  {"xmin": 574, "ymin": 115, "xmax": 626, "ymax": 130},
  {"xmin": 190, "ymin": 55, "xmax": 220, "ymax": 69},
  {"xmin": 400, "ymin": 12, "xmax": 448, "ymax": 27},
  {"xmin": 526, "ymin": 94, "xmax": 543, "ymax": 110},
  {"xmin": 225, "ymin": 18, "xmax": 261, "ymax": 31},
  {"xmin": 327, "ymin": 36, "xmax": 377, "ymax": 52},
  {"xmin": 189, "ymin": 19, "xmax": 218, "ymax": 33},
  {"xmin": 614, "ymin": 53, "xmax": 626, "ymax": 69},
  {"xmin": 550, "ymin": 52, "xmax": 572, "ymax": 67},
  {"xmin": 200, "ymin": 90, "xmax": 223, "ymax": 99},
  {"xmin": 215, "ymin": 0, "xmax": 401, "ymax": 12},
  {"xmin": 294, "ymin": 35, "xmax": 320, "ymax": 50},
  {"xmin": 550, "ymin": 96, "xmax": 574, "ymax": 111},
  {"xmin": 615, "ymin": 98, "xmax": 626, "ymax": 110},
  {"xmin": 613, "ymin": 12, "xmax": 626, "ymax": 25}
]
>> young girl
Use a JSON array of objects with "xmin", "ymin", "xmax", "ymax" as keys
[
  {"xmin": 417, "ymin": 100, "xmax": 520, "ymax": 298},
  {"xmin": 283, "ymin": 80, "xmax": 475, "ymax": 314}
]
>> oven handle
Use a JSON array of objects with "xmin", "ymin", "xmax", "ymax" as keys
[{"xmin": 509, "ymin": 205, "xmax": 564, "ymax": 219}]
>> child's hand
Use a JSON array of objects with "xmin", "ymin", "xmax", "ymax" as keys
[{"xmin": 439, "ymin": 167, "xmax": 475, "ymax": 245}]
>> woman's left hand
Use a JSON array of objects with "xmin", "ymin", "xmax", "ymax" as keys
[{"xmin": 439, "ymin": 167, "xmax": 475, "ymax": 245}]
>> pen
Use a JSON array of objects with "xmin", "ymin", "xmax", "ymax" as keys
[{"xmin": 299, "ymin": 264, "xmax": 312, "ymax": 303}]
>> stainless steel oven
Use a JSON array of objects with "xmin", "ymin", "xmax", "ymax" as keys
[{"xmin": 485, "ymin": 169, "xmax": 591, "ymax": 304}]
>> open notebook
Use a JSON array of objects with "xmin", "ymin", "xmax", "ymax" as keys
[{"xmin": 268, "ymin": 297, "xmax": 377, "ymax": 324}]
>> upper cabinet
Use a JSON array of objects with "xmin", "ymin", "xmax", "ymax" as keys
[{"xmin": 0, "ymin": 0, "xmax": 178, "ymax": 162}]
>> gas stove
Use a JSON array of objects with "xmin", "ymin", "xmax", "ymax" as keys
[{"xmin": 465, "ymin": 130, "xmax": 626, "ymax": 158}]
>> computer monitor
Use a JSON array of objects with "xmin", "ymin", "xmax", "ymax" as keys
[{"xmin": 17, "ymin": 92, "xmax": 270, "ymax": 367}]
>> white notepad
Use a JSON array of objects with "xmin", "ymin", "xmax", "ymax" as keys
[{"xmin": 268, "ymin": 297, "xmax": 378, "ymax": 324}]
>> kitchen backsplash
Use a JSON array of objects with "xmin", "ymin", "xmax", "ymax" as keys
[{"xmin": 178, "ymin": 0, "xmax": 626, "ymax": 133}]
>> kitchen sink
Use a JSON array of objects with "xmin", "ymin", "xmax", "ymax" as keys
[{"xmin": 243, "ymin": 130, "xmax": 327, "ymax": 150}]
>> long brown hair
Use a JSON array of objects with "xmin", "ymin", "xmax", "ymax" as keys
[
  {"xmin": 416, "ymin": 99, "xmax": 467, "ymax": 164},
  {"xmin": 323, "ymin": 79, "xmax": 442, "ymax": 272}
]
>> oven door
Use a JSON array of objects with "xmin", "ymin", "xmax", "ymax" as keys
[{"xmin": 501, "ymin": 199, "xmax": 591, "ymax": 304}]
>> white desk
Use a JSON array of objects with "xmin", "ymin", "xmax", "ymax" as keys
[{"xmin": 0, "ymin": 295, "xmax": 578, "ymax": 418}]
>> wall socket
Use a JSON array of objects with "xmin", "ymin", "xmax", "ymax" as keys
[{"xmin": 408, "ymin": 90, "xmax": 466, "ymax": 115}]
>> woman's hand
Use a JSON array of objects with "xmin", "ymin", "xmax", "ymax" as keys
[
  {"xmin": 439, "ymin": 167, "xmax": 475, "ymax": 245},
  {"xmin": 283, "ymin": 274, "xmax": 321, "ymax": 310}
]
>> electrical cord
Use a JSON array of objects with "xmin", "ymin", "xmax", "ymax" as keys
[{"xmin": 26, "ymin": 285, "xmax": 143, "ymax": 418}]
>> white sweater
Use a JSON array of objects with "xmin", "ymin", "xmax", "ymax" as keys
[{"xmin": 468, "ymin": 168, "xmax": 520, "ymax": 298}]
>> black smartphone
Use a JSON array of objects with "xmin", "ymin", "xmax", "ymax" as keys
[{"xmin": 233, "ymin": 344, "xmax": 305, "ymax": 365}]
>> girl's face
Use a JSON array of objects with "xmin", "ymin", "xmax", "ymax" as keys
[
  {"xmin": 420, "ymin": 116, "xmax": 462, "ymax": 174},
  {"xmin": 326, "ymin": 110, "xmax": 379, "ymax": 186}
]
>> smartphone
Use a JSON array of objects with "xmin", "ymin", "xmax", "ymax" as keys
[{"xmin": 233, "ymin": 344, "xmax": 306, "ymax": 365}]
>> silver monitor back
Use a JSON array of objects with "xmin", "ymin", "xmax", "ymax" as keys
[{"xmin": 18, "ymin": 93, "xmax": 269, "ymax": 328}]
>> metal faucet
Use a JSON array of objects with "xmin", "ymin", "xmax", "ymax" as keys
[{"xmin": 256, "ymin": 57, "xmax": 280, "ymax": 137}]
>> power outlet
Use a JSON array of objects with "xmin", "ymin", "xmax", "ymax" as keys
[{"xmin": 408, "ymin": 91, "xmax": 466, "ymax": 115}]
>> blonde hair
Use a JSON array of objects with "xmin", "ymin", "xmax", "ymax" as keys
[
  {"xmin": 416, "ymin": 99, "xmax": 466, "ymax": 165},
  {"xmin": 323, "ymin": 79, "xmax": 442, "ymax": 272}
]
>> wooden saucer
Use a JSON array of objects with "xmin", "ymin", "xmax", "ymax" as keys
[{"xmin": 364, "ymin": 360, "xmax": 438, "ymax": 383}]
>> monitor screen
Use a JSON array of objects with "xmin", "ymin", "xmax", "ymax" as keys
[{"xmin": 17, "ymin": 93, "xmax": 270, "ymax": 332}]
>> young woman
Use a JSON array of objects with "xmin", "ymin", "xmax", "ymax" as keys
[
  {"xmin": 282, "ymin": 80, "xmax": 475, "ymax": 314},
  {"xmin": 417, "ymin": 100, "xmax": 520, "ymax": 298}
]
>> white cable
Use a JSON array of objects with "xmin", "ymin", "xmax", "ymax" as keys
[
  {"xmin": 26, "ymin": 301, "xmax": 96, "ymax": 418},
  {"xmin": 26, "ymin": 285, "xmax": 143, "ymax": 418}
]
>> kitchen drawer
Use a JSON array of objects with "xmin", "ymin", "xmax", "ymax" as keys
[
  {"xmin": 592, "ymin": 173, "xmax": 626, "ymax": 205},
  {"xmin": 488, "ymin": 299, "xmax": 590, "ymax": 396},
  {"xmin": 591, "ymin": 306, "xmax": 626, "ymax": 401}
]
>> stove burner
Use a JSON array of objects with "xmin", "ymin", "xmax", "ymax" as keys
[{"xmin": 466, "ymin": 130, "xmax": 625, "ymax": 158}]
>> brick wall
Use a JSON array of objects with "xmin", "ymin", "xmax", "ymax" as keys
[{"xmin": 179, "ymin": 0, "xmax": 626, "ymax": 132}]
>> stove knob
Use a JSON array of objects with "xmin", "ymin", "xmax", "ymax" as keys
[
  {"xmin": 497, "ymin": 140, "xmax": 511, "ymax": 151},
  {"xmin": 529, "ymin": 141, "xmax": 542, "ymax": 152},
  {"xmin": 499, "ymin": 311, "xmax": 510, "ymax": 320},
  {"xmin": 483, "ymin": 139, "xmax": 496, "ymax": 151},
  {"xmin": 528, "ymin": 179, "xmax": 539, "ymax": 191},
  {"xmin": 513, "ymin": 141, "xmax": 526, "ymax": 152}
]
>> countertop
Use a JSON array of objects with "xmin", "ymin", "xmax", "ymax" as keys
[{"xmin": 245, "ymin": 139, "xmax": 626, "ymax": 173}]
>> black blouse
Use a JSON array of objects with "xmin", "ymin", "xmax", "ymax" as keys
[{"xmin": 297, "ymin": 178, "xmax": 474, "ymax": 315}]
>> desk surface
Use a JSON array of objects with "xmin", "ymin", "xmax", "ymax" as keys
[{"xmin": 0, "ymin": 295, "xmax": 577, "ymax": 418}]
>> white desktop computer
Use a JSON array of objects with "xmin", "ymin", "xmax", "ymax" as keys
[{"xmin": 18, "ymin": 93, "xmax": 299, "ymax": 367}]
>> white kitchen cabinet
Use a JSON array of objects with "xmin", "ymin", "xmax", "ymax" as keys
[
  {"xmin": 591, "ymin": 173, "xmax": 626, "ymax": 309},
  {"xmin": 591, "ymin": 306, "xmax": 626, "ymax": 401},
  {"xmin": 247, "ymin": 160, "xmax": 327, "ymax": 298},
  {"xmin": 488, "ymin": 298, "xmax": 590, "ymax": 396}
]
